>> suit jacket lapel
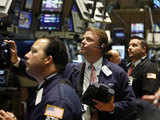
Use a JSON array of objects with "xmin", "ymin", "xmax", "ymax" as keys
[{"xmin": 77, "ymin": 62, "xmax": 86, "ymax": 97}]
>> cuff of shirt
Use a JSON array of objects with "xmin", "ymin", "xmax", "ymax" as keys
[{"xmin": 13, "ymin": 57, "xmax": 20, "ymax": 67}]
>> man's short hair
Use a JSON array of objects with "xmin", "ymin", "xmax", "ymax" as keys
[{"xmin": 42, "ymin": 37, "xmax": 68, "ymax": 72}]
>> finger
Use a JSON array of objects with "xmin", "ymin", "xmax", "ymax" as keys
[
  {"xmin": 0, "ymin": 114, "xmax": 5, "ymax": 120},
  {"xmin": 0, "ymin": 110, "xmax": 6, "ymax": 116},
  {"xmin": 142, "ymin": 95, "xmax": 155, "ymax": 102},
  {"xmin": 6, "ymin": 112, "xmax": 14, "ymax": 118},
  {"xmin": 6, "ymin": 112, "xmax": 17, "ymax": 120}
]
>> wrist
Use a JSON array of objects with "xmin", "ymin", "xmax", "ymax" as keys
[{"xmin": 13, "ymin": 57, "xmax": 20, "ymax": 67}]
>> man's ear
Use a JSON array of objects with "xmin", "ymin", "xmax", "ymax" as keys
[
  {"xmin": 44, "ymin": 56, "xmax": 53, "ymax": 64},
  {"xmin": 143, "ymin": 46, "xmax": 147, "ymax": 54}
]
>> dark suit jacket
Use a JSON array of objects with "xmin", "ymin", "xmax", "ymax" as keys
[
  {"xmin": 64, "ymin": 58, "xmax": 136, "ymax": 120},
  {"xmin": 130, "ymin": 57, "xmax": 160, "ymax": 98}
]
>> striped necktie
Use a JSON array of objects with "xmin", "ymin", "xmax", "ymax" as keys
[
  {"xmin": 128, "ymin": 64, "xmax": 134, "ymax": 76},
  {"xmin": 90, "ymin": 65, "xmax": 97, "ymax": 83},
  {"xmin": 90, "ymin": 64, "xmax": 98, "ymax": 120}
]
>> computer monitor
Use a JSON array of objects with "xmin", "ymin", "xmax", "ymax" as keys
[
  {"xmin": 114, "ymin": 31, "xmax": 125, "ymax": 38},
  {"xmin": 41, "ymin": 0, "xmax": 63, "ymax": 12},
  {"xmin": 18, "ymin": 11, "xmax": 32, "ymax": 29},
  {"xmin": 39, "ymin": 13, "xmax": 61, "ymax": 31},
  {"xmin": 112, "ymin": 45, "xmax": 125, "ymax": 59},
  {"xmin": 131, "ymin": 23, "xmax": 144, "ymax": 33}
]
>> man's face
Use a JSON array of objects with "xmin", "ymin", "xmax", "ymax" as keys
[
  {"xmin": 25, "ymin": 39, "xmax": 49, "ymax": 76},
  {"xmin": 80, "ymin": 31, "xmax": 101, "ymax": 57},
  {"xmin": 128, "ymin": 39, "xmax": 145, "ymax": 61}
]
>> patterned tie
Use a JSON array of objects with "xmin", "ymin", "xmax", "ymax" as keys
[
  {"xmin": 90, "ymin": 65, "xmax": 97, "ymax": 83},
  {"xmin": 90, "ymin": 65, "xmax": 98, "ymax": 120},
  {"xmin": 128, "ymin": 64, "xmax": 134, "ymax": 76}
]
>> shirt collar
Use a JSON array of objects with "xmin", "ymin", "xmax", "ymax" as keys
[
  {"xmin": 85, "ymin": 57, "xmax": 103, "ymax": 70},
  {"xmin": 37, "ymin": 73, "xmax": 58, "ymax": 90},
  {"xmin": 134, "ymin": 56, "xmax": 146, "ymax": 67},
  {"xmin": 45, "ymin": 73, "xmax": 58, "ymax": 80}
]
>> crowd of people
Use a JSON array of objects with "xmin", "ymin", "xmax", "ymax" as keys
[{"xmin": 0, "ymin": 27, "xmax": 160, "ymax": 120}]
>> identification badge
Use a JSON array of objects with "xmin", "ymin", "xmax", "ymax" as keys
[
  {"xmin": 44, "ymin": 104, "xmax": 64, "ymax": 119},
  {"xmin": 102, "ymin": 65, "xmax": 112, "ymax": 76},
  {"xmin": 147, "ymin": 73, "xmax": 157, "ymax": 79},
  {"xmin": 35, "ymin": 88, "xmax": 43, "ymax": 105}
]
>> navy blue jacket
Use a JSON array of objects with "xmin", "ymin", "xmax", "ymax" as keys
[
  {"xmin": 130, "ymin": 57, "xmax": 160, "ymax": 98},
  {"xmin": 16, "ymin": 59, "xmax": 82, "ymax": 120},
  {"xmin": 26, "ymin": 73, "xmax": 82, "ymax": 120},
  {"xmin": 64, "ymin": 58, "xmax": 136, "ymax": 120}
]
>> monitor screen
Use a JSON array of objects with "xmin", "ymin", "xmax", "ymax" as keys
[
  {"xmin": 115, "ymin": 32, "xmax": 125, "ymax": 38},
  {"xmin": 131, "ymin": 23, "xmax": 144, "ymax": 33},
  {"xmin": 40, "ymin": 13, "xmax": 61, "ymax": 31},
  {"xmin": 153, "ymin": 0, "xmax": 160, "ymax": 8},
  {"xmin": 112, "ymin": 45, "xmax": 125, "ymax": 59},
  {"xmin": 41, "ymin": 0, "xmax": 63, "ymax": 12},
  {"xmin": 112, "ymin": 28, "xmax": 125, "ymax": 38},
  {"xmin": 18, "ymin": 11, "xmax": 32, "ymax": 29},
  {"xmin": 14, "ymin": 40, "xmax": 34, "ymax": 58}
]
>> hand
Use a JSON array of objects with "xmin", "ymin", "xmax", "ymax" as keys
[
  {"xmin": 0, "ymin": 110, "xmax": 17, "ymax": 120},
  {"xmin": 142, "ymin": 88, "xmax": 160, "ymax": 106},
  {"xmin": 4, "ymin": 40, "xmax": 19, "ymax": 64},
  {"xmin": 93, "ymin": 96, "xmax": 115, "ymax": 112},
  {"xmin": 142, "ymin": 95, "xmax": 156, "ymax": 103}
]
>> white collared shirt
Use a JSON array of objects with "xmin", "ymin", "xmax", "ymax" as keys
[
  {"xmin": 134, "ymin": 56, "xmax": 146, "ymax": 67},
  {"xmin": 82, "ymin": 57, "xmax": 103, "ymax": 94},
  {"xmin": 82, "ymin": 57, "xmax": 103, "ymax": 120}
]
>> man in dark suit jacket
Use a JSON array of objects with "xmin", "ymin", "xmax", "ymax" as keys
[
  {"xmin": 0, "ymin": 37, "xmax": 82, "ymax": 120},
  {"xmin": 128, "ymin": 36, "xmax": 160, "ymax": 98},
  {"xmin": 64, "ymin": 27, "xmax": 136, "ymax": 120}
]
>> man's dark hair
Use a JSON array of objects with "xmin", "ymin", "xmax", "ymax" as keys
[
  {"xmin": 130, "ymin": 36, "xmax": 148, "ymax": 53},
  {"xmin": 44, "ymin": 37, "xmax": 68, "ymax": 72}
]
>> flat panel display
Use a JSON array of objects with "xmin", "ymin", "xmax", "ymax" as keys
[
  {"xmin": 18, "ymin": 11, "xmax": 32, "ymax": 29},
  {"xmin": 39, "ymin": 13, "xmax": 61, "ymax": 31},
  {"xmin": 131, "ymin": 23, "xmax": 144, "ymax": 33},
  {"xmin": 41, "ymin": 0, "xmax": 63, "ymax": 12}
]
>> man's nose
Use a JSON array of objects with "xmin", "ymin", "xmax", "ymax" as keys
[
  {"xmin": 81, "ymin": 39, "xmax": 86, "ymax": 45},
  {"xmin": 24, "ymin": 51, "xmax": 30, "ymax": 59}
]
